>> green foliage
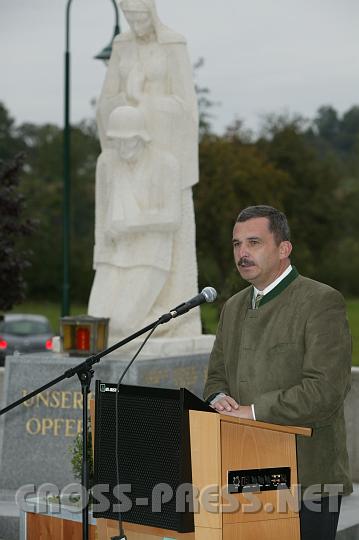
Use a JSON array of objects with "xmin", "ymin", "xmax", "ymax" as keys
[
  {"xmin": 0, "ymin": 103, "xmax": 24, "ymax": 160},
  {"xmin": 16, "ymin": 123, "xmax": 64, "ymax": 300},
  {"xmin": 195, "ymin": 132, "xmax": 290, "ymax": 304},
  {"xmin": 258, "ymin": 118, "xmax": 342, "ymax": 278},
  {"xmin": 0, "ymin": 154, "xmax": 36, "ymax": 312},
  {"xmin": 311, "ymin": 105, "xmax": 359, "ymax": 156},
  {"xmin": 16, "ymin": 119, "xmax": 99, "ymax": 303},
  {"xmin": 69, "ymin": 425, "xmax": 94, "ymax": 486},
  {"xmin": 200, "ymin": 303, "xmax": 219, "ymax": 335}
]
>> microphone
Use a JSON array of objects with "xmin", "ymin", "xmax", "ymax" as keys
[{"xmin": 169, "ymin": 287, "xmax": 217, "ymax": 318}]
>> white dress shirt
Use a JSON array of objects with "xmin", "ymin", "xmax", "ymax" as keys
[{"xmin": 252, "ymin": 264, "xmax": 293, "ymax": 308}]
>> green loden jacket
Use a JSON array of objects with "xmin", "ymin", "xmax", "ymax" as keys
[{"xmin": 203, "ymin": 267, "xmax": 353, "ymax": 496}]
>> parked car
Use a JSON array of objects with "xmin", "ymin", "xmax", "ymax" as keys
[{"xmin": 0, "ymin": 314, "xmax": 53, "ymax": 364}]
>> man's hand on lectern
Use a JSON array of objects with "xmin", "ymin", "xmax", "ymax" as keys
[
  {"xmin": 221, "ymin": 405, "xmax": 254, "ymax": 419},
  {"xmin": 210, "ymin": 394, "xmax": 239, "ymax": 413}
]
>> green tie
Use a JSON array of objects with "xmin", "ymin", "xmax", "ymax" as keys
[{"xmin": 254, "ymin": 293, "xmax": 263, "ymax": 309}]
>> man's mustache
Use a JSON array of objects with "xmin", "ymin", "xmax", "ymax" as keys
[{"xmin": 237, "ymin": 257, "xmax": 256, "ymax": 267}]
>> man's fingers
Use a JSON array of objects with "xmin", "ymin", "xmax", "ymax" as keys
[
  {"xmin": 226, "ymin": 396, "xmax": 240, "ymax": 409},
  {"xmin": 218, "ymin": 405, "xmax": 254, "ymax": 420},
  {"xmin": 212, "ymin": 397, "xmax": 239, "ymax": 412}
]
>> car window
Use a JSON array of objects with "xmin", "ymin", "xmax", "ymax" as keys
[{"xmin": 0, "ymin": 321, "xmax": 51, "ymax": 336}]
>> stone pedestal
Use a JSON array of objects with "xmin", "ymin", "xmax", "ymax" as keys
[{"xmin": 0, "ymin": 348, "xmax": 212, "ymax": 491}]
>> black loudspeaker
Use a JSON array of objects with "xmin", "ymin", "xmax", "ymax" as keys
[{"xmin": 93, "ymin": 381, "xmax": 212, "ymax": 533}]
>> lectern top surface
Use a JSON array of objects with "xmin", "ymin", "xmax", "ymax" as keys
[{"xmin": 217, "ymin": 413, "xmax": 312, "ymax": 437}]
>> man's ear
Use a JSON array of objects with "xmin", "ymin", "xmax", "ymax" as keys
[{"xmin": 279, "ymin": 241, "xmax": 292, "ymax": 259}]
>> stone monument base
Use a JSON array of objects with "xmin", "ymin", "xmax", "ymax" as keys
[{"xmin": 0, "ymin": 345, "xmax": 213, "ymax": 493}]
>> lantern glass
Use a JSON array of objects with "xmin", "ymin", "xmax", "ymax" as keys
[{"xmin": 60, "ymin": 315, "xmax": 109, "ymax": 356}]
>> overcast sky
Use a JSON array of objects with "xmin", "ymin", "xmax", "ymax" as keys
[{"xmin": 1, "ymin": 0, "xmax": 359, "ymax": 135}]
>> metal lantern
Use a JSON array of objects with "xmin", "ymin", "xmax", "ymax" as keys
[{"xmin": 60, "ymin": 315, "xmax": 109, "ymax": 356}]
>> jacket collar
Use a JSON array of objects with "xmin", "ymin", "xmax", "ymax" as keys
[{"xmin": 250, "ymin": 266, "xmax": 299, "ymax": 308}]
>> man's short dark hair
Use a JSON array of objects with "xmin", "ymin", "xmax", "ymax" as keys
[{"xmin": 236, "ymin": 205, "xmax": 290, "ymax": 245}]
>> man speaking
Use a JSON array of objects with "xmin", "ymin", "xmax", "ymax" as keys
[{"xmin": 203, "ymin": 205, "xmax": 352, "ymax": 540}]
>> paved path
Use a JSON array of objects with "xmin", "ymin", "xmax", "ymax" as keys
[{"xmin": 338, "ymin": 484, "xmax": 359, "ymax": 533}]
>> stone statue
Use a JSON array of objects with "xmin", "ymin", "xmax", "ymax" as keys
[
  {"xmin": 88, "ymin": 106, "xmax": 200, "ymax": 340},
  {"xmin": 96, "ymin": 0, "xmax": 198, "ymax": 192},
  {"xmin": 88, "ymin": 0, "xmax": 208, "ymax": 350}
]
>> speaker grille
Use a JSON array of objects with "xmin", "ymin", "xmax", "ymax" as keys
[{"xmin": 93, "ymin": 383, "xmax": 210, "ymax": 532}]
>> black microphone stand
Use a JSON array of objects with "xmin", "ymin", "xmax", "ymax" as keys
[{"xmin": 0, "ymin": 311, "xmax": 173, "ymax": 540}]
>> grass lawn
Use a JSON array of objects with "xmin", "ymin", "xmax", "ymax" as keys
[{"xmin": 6, "ymin": 298, "xmax": 359, "ymax": 366}]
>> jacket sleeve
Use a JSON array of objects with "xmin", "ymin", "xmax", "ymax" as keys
[
  {"xmin": 203, "ymin": 304, "xmax": 230, "ymax": 401},
  {"xmin": 253, "ymin": 288, "xmax": 352, "ymax": 427}
]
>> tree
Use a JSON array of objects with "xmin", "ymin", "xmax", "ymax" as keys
[
  {"xmin": 308, "ymin": 105, "xmax": 359, "ymax": 165},
  {"xmin": 0, "ymin": 102, "xmax": 24, "ymax": 161},
  {"xmin": 194, "ymin": 132, "xmax": 290, "ymax": 304},
  {"xmin": 312, "ymin": 106, "xmax": 340, "ymax": 146},
  {"xmin": 17, "ymin": 120, "xmax": 99, "ymax": 302},
  {"xmin": 258, "ymin": 115, "xmax": 343, "ymax": 279},
  {"xmin": 193, "ymin": 58, "xmax": 219, "ymax": 139},
  {"xmin": 0, "ymin": 154, "xmax": 36, "ymax": 312}
]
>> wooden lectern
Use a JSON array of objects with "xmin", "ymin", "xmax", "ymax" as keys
[
  {"xmin": 94, "ymin": 391, "xmax": 311, "ymax": 540},
  {"xmin": 188, "ymin": 411, "xmax": 311, "ymax": 540},
  {"xmin": 24, "ymin": 390, "xmax": 311, "ymax": 540}
]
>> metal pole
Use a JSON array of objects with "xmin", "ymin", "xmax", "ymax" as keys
[
  {"xmin": 61, "ymin": 3, "xmax": 121, "ymax": 535},
  {"xmin": 62, "ymin": 0, "xmax": 120, "ymax": 316},
  {"xmin": 79, "ymin": 369, "xmax": 93, "ymax": 540},
  {"xmin": 62, "ymin": 0, "xmax": 73, "ymax": 317},
  {"xmin": 111, "ymin": 0, "xmax": 120, "ymax": 36}
]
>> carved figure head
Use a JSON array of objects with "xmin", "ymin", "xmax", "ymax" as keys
[
  {"xmin": 120, "ymin": 0, "xmax": 155, "ymax": 38},
  {"xmin": 120, "ymin": 0, "xmax": 151, "ymax": 12},
  {"xmin": 107, "ymin": 106, "xmax": 151, "ymax": 142},
  {"xmin": 107, "ymin": 106, "xmax": 150, "ymax": 161},
  {"xmin": 119, "ymin": 0, "xmax": 185, "ymax": 44}
]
